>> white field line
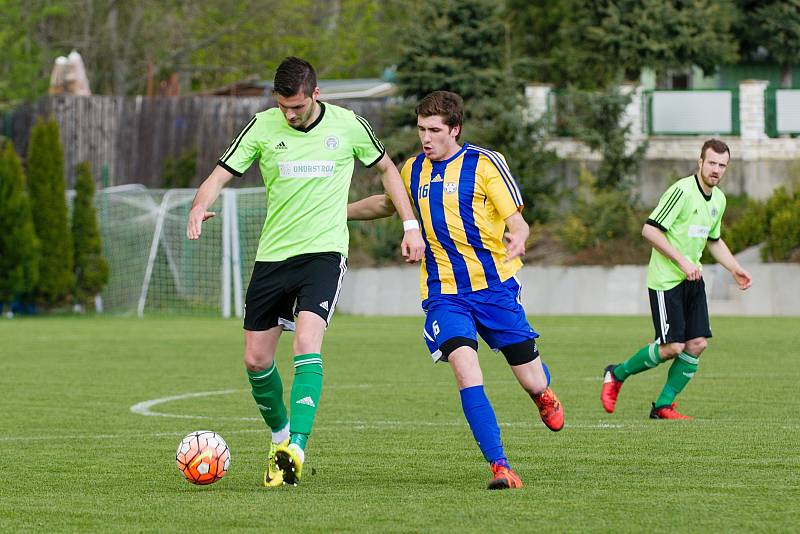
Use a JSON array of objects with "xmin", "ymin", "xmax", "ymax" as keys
[
  {"xmin": 1, "ymin": 421, "xmax": 625, "ymax": 444},
  {"xmin": 2, "ymin": 385, "xmax": 628, "ymax": 443}
]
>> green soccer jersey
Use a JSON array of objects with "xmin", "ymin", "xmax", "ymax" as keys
[
  {"xmin": 218, "ymin": 102, "xmax": 385, "ymax": 261},
  {"xmin": 646, "ymin": 175, "xmax": 726, "ymax": 291}
]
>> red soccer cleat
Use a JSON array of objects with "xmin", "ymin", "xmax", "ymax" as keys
[
  {"xmin": 532, "ymin": 387, "xmax": 564, "ymax": 431},
  {"xmin": 487, "ymin": 463, "xmax": 523, "ymax": 490},
  {"xmin": 601, "ymin": 364, "xmax": 623, "ymax": 413},
  {"xmin": 649, "ymin": 402, "xmax": 693, "ymax": 420}
]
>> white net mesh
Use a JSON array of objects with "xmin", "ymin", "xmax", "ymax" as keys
[
  {"xmin": 232, "ymin": 188, "xmax": 268, "ymax": 307},
  {"xmin": 96, "ymin": 185, "xmax": 163, "ymax": 314},
  {"xmin": 89, "ymin": 185, "xmax": 266, "ymax": 317}
]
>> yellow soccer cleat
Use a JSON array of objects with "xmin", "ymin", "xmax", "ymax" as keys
[
  {"xmin": 263, "ymin": 439, "xmax": 289, "ymax": 487},
  {"xmin": 274, "ymin": 443, "xmax": 304, "ymax": 486}
]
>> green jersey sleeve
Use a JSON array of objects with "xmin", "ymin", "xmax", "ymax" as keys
[
  {"xmin": 647, "ymin": 183, "xmax": 687, "ymax": 231},
  {"xmin": 351, "ymin": 114, "xmax": 386, "ymax": 168},
  {"xmin": 218, "ymin": 115, "xmax": 261, "ymax": 176}
]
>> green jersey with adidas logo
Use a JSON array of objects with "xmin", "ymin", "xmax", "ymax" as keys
[
  {"xmin": 218, "ymin": 102, "xmax": 385, "ymax": 261},
  {"xmin": 646, "ymin": 175, "xmax": 726, "ymax": 291}
]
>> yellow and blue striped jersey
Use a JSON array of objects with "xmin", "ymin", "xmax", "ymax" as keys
[{"xmin": 400, "ymin": 143, "xmax": 524, "ymax": 301}]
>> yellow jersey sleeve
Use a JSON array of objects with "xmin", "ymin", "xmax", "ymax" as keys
[{"xmin": 479, "ymin": 151, "xmax": 522, "ymax": 221}]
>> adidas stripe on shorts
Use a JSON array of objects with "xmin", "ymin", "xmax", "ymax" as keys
[{"xmin": 244, "ymin": 252, "xmax": 347, "ymax": 331}]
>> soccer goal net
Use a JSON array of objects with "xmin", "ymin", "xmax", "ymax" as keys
[{"xmin": 91, "ymin": 185, "xmax": 266, "ymax": 317}]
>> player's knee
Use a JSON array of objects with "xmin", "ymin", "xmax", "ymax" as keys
[
  {"xmin": 292, "ymin": 330, "xmax": 323, "ymax": 355},
  {"xmin": 500, "ymin": 339, "xmax": 539, "ymax": 366},
  {"xmin": 243, "ymin": 351, "xmax": 273, "ymax": 372},
  {"xmin": 440, "ymin": 337, "xmax": 478, "ymax": 361},
  {"xmin": 685, "ymin": 338, "xmax": 708, "ymax": 355},
  {"xmin": 661, "ymin": 342, "xmax": 685, "ymax": 359}
]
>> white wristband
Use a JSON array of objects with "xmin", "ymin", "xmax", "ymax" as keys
[{"xmin": 402, "ymin": 219, "xmax": 420, "ymax": 231}]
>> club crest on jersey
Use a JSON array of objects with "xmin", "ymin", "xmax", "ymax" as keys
[
  {"xmin": 324, "ymin": 136, "xmax": 339, "ymax": 150},
  {"xmin": 444, "ymin": 182, "xmax": 457, "ymax": 194},
  {"xmin": 711, "ymin": 207, "xmax": 718, "ymax": 218}
]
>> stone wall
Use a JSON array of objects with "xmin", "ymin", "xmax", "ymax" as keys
[{"xmin": 336, "ymin": 263, "xmax": 800, "ymax": 317}]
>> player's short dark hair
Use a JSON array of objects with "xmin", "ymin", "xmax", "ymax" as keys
[
  {"xmin": 701, "ymin": 139, "xmax": 731, "ymax": 160},
  {"xmin": 273, "ymin": 57, "xmax": 317, "ymax": 98},
  {"xmin": 416, "ymin": 91, "xmax": 464, "ymax": 140}
]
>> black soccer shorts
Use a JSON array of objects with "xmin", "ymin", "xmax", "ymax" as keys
[
  {"xmin": 648, "ymin": 278, "xmax": 712, "ymax": 344},
  {"xmin": 243, "ymin": 252, "xmax": 347, "ymax": 331}
]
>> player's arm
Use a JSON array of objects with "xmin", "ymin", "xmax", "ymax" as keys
[
  {"xmin": 186, "ymin": 165, "xmax": 234, "ymax": 240},
  {"xmin": 706, "ymin": 238, "xmax": 753, "ymax": 290},
  {"xmin": 503, "ymin": 211, "xmax": 531, "ymax": 261},
  {"xmin": 347, "ymin": 194, "xmax": 396, "ymax": 220},
  {"xmin": 503, "ymin": 211, "xmax": 529, "ymax": 262},
  {"xmin": 642, "ymin": 223, "xmax": 700, "ymax": 280},
  {"xmin": 373, "ymin": 153, "xmax": 425, "ymax": 263}
]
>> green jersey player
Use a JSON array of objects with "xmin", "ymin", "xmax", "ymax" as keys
[
  {"xmin": 187, "ymin": 57, "xmax": 424, "ymax": 486},
  {"xmin": 601, "ymin": 139, "xmax": 752, "ymax": 419}
]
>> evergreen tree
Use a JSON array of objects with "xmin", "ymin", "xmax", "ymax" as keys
[
  {"xmin": 556, "ymin": 86, "xmax": 648, "ymax": 191},
  {"xmin": 26, "ymin": 117, "xmax": 74, "ymax": 307},
  {"xmin": 506, "ymin": 0, "xmax": 620, "ymax": 89},
  {"xmin": 71, "ymin": 161, "xmax": 109, "ymax": 309},
  {"xmin": 389, "ymin": 0, "xmax": 557, "ymax": 222},
  {"xmin": 583, "ymin": 0, "xmax": 738, "ymax": 81},
  {"xmin": 507, "ymin": 0, "xmax": 739, "ymax": 86},
  {"xmin": 748, "ymin": 1, "xmax": 800, "ymax": 88},
  {"xmin": 0, "ymin": 141, "xmax": 40, "ymax": 313}
]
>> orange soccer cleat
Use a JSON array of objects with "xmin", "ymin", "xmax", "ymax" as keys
[
  {"xmin": 649, "ymin": 402, "xmax": 693, "ymax": 420},
  {"xmin": 601, "ymin": 364, "xmax": 623, "ymax": 414},
  {"xmin": 533, "ymin": 387, "xmax": 564, "ymax": 431},
  {"xmin": 487, "ymin": 463, "xmax": 523, "ymax": 490}
]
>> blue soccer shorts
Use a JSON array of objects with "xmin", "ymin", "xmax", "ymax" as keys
[{"xmin": 421, "ymin": 276, "xmax": 538, "ymax": 363}]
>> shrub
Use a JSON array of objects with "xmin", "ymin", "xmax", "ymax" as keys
[
  {"xmin": 162, "ymin": 149, "xmax": 197, "ymax": 188},
  {"xmin": 721, "ymin": 186, "xmax": 800, "ymax": 262},
  {"xmin": 558, "ymin": 166, "xmax": 643, "ymax": 253},
  {"xmin": 0, "ymin": 141, "xmax": 39, "ymax": 311},
  {"xmin": 764, "ymin": 198, "xmax": 800, "ymax": 261},
  {"xmin": 348, "ymin": 217, "xmax": 405, "ymax": 266},
  {"xmin": 26, "ymin": 117, "xmax": 74, "ymax": 307},
  {"xmin": 71, "ymin": 161, "xmax": 109, "ymax": 308},
  {"xmin": 725, "ymin": 200, "xmax": 767, "ymax": 254}
]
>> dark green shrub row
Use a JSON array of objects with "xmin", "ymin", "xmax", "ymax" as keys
[{"xmin": 0, "ymin": 118, "xmax": 109, "ymax": 314}]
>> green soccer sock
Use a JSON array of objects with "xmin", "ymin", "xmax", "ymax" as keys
[
  {"xmin": 613, "ymin": 342, "xmax": 662, "ymax": 381},
  {"xmin": 654, "ymin": 352, "xmax": 699, "ymax": 408},
  {"xmin": 289, "ymin": 353, "xmax": 323, "ymax": 450},
  {"xmin": 247, "ymin": 362, "xmax": 288, "ymax": 432}
]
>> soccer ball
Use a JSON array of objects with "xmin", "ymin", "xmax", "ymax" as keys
[{"xmin": 176, "ymin": 430, "xmax": 230, "ymax": 485}]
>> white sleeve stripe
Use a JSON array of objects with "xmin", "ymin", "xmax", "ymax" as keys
[
  {"xmin": 355, "ymin": 114, "xmax": 385, "ymax": 153},
  {"xmin": 471, "ymin": 146, "xmax": 523, "ymax": 206},
  {"xmin": 221, "ymin": 115, "xmax": 257, "ymax": 162}
]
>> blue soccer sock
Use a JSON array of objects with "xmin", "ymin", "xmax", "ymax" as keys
[{"xmin": 459, "ymin": 385, "xmax": 506, "ymax": 465}]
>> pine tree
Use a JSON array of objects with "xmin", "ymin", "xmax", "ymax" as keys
[
  {"xmin": 26, "ymin": 117, "xmax": 74, "ymax": 307},
  {"xmin": 389, "ymin": 0, "xmax": 557, "ymax": 221},
  {"xmin": 71, "ymin": 161, "xmax": 109, "ymax": 309},
  {"xmin": 0, "ymin": 141, "xmax": 40, "ymax": 314}
]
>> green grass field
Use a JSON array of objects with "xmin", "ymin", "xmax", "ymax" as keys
[{"xmin": 2, "ymin": 315, "xmax": 799, "ymax": 532}]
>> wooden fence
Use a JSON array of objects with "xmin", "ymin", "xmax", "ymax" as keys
[{"xmin": 5, "ymin": 95, "xmax": 388, "ymax": 188}]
